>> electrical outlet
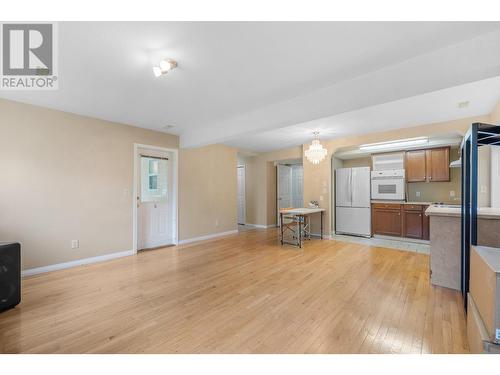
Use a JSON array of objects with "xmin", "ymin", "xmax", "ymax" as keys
[
  {"xmin": 450, "ymin": 190, "xmax": 455, "ymax": 198},
  {"xmin": 481, "ymin": 185, "xmax": 487, "ymax": 194},
  {"xmin": 416, "ymin": 191, "xmax": 421, "ymax": 197},
  {"xmin": 319, "ymin": 195, "xmax": 324, "ymax": 201},
  {"xmin": 215, "ymin": 219, "xmax": 219, "ymax": 227},
  {"xmin": 71, "ymin": 240, "xmax": 79, "ymax": 249}
]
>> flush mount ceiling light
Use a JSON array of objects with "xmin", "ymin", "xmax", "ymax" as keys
[
  {"xmin": 305, "ymin": 132, "xmax": 328, "ymax": 165},
  {"xmin": 359, "ymin": 137, "xmax": 428, "ymax": 152},
  {"xmin": 153, "ymin": 58, "xmax": 178, "ymax": 77}
]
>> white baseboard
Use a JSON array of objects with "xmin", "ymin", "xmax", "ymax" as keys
[
  {"xmin": 21, "ymin": 249, "xmax": 134, "ymax": 277},
  {"xmin": 245, "ymin": 223, "xmax": 276, "ymax": 229},
  {"xmin": 178, "ymin": 229, "xmax": 238, "ymax": 245}
]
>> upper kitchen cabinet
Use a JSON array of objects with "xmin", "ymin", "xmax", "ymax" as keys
[
  {"xmin": 405, "ymin": 147, "xmax": 450, "ymax": 183},
  {"xmin": 426, "ymin": 147, "xmax": 450, "ymax": 182},
  {"xmin": 405, "ymin": 150, "xmax": 427, "ymax": 182}
]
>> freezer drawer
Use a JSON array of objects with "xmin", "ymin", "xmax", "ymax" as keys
[{"xmin": 335, "ymin": 207, "xmax": 371, "ymax": 237}]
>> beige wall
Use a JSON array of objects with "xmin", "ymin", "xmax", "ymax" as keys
[
  {"xmin": 4, "ymin": 95, "xmax": 499, "ymax": 269},
  {"xmin": 305, "ymin": 114, "xmax": 492, "ymax": 235},
  {"xmin": 1, "ymin": 99, "xmax": 238, "ymax": 270},
  {"xmin": 248, "ymin": 114, "xmax": 493, "ymax": 236},
  {"xmin": 245, "ymin": 147, "xmax": 302, "ymax": 226},
  {"xmin": 179, "ymin": 144, "xmax": 238, "ymax": 240},
  {"xmin": 0, "ymin": 99, "xmax": 179, "ymax": 270},
  {"xmin": 341, "ymin": 157, "xmax": 371, "ymax": 169}
]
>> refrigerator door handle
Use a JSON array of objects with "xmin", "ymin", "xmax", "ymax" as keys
[{"xmin": 350, "ymin": 170, "xmax": 353, "ymax": 207}]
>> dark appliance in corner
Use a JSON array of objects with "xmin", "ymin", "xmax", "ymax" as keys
[{"xmin": 0, "ymin": 242, "xmax": 21, "ymax": 312}]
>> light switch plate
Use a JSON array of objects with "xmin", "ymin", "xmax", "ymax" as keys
[
  {"xmin": 71, "ymin": 240, "xmax": 79, "ymax": 249},
  {"xmin": 416, "ymin": 191, "xmax": 420, "ymax": 197}
]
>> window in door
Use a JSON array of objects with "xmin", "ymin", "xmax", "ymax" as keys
[{"xmin": 141, "ymin": 157, "xmax": 168, "ymax": 202}]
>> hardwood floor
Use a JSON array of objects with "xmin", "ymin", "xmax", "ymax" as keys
[{"xmin": 0, "ymin": 229, "xmax": 469, "ymax": 353}]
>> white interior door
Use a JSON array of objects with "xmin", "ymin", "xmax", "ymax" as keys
[
  {"xmin": 278, "ymin": 164, "xmax": 292, "ymax": 208},
  {"xmin": 277, "ymin": 164, "xmax": 292, "ymax": 224},
  {"xmin": 138, "ymin": 153, "xmax": 173, "ymax": 250},
  {"xmin": 237, "ymin": 166, "xmax": 246, "ymax": 224},
  {"xmin": 291, "ymin": 165, "xmax": 304, "ymax": 208}
]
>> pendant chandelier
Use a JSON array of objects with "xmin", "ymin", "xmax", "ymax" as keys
[{"xmin": 305, "ymin": 132, "xmax": 328, "ymax": 165}]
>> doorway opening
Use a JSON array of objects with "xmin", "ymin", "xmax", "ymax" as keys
[
  {"xmin": 133, "ymin": 144, "xmax": 178, "ymax": 252},
  {"xmin": 276, "ymin": 159, "xmax": 303, "ymax": 225}
]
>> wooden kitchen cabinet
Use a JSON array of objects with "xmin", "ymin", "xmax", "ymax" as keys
[
  {"xmin": 372, "ymin": 203, "xmax": 402, "ymax": 237},
  {"xmin": 372, "ymin": 203, "xmax": 430, "ymax": 240},
  {"xmin": 403, "ymin": 205, "xmax": 424, "ymax": 239},
  {"xmin": 405, "ymin": 147, "xmax": 450, "ymax": 183},
  {"xmin": 405, "ymin": 150, "xmax": 427, "ymax": 182},
  {"xmin": 426, "ymin": 147, "xmax": 450, "ymax": 182}
]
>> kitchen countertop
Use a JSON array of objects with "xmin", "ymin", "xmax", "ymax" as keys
[
  {"xmin": 474, "ymin": 246, "xmax": 500, "ymax": 272},
  {"xmin": 371, "ymin": 200, "xmax": 434, "ymax": 205},
  {"xmin": 425, "ymin": 205, "xmax": 500, "ymax": 219}
]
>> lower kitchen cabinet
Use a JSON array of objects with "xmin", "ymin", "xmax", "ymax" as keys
[
  {"xmin": 403, "ymin": 208, "xmax": 423, "ymax": 239},
  {"xmin": 372, "ymin": 203, "xmax": 402, "ymax": 237},
  {"xmin": 372, "ymin": 203, "xmax": 430, "ymax": 240}
]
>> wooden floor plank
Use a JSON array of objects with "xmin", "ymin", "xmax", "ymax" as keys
[{"xmin": 0, "ymin": 228, "xmax": 469, "ymax": 353}]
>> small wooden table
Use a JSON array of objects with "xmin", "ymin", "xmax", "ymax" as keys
[{"xmin": 279, "ymin": 208, "xmax": 325, "ymax": 248}]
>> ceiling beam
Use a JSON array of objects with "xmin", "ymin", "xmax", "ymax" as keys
[{"xmin": 181, "ymin": 30, "xmax": 500, "ymax": 148}]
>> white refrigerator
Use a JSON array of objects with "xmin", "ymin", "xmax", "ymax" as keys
[{"xmin": 335, "ymin": 167, "xmax": 371, "ymax": 237}]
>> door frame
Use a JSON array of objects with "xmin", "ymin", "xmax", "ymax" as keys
[
  {"xmin": 237, "ymin": 165, "xmax": 246, "ymax": 225},
  {"xmin": 132, "ymin": 143, "xmax": 179, "ymax": 254}
]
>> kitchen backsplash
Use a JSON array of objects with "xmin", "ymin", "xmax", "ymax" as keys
[{"xmin": 407, "ymin": 166, "xmax": 461, "ymax": 203}]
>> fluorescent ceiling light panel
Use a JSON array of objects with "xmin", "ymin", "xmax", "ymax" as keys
[{"xmin": 359, "ymin": 137, "xmax": 428, "ymax": 151}]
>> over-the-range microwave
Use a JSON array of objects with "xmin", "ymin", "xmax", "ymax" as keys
[{"xmin": 371, "ymin": 169, "xmax": 405, "ymax": 200}]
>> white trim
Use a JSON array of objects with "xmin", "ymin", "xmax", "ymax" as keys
[
  {"xmin": 21, "ymin": 250, "xmax": 134, "ymax": 277},
  {"xmin": 133, "ymin": 143, "xmax": 179, "ymax": 254},
  {"xmin": 245, "ymin": 223, "xmax": 276, "ymax": 229},
  {"xmin": 177, "ymin": 230, "xmax": 238, "ymax": 245}
]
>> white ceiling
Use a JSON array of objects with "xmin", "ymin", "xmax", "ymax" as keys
[
  {"xmin": 224, "ymin": 76, "xmax": 500, "ymax": 152},
  {"xmin": 1, "ymin": 22, "xmax": 500, "ymax": 151}
]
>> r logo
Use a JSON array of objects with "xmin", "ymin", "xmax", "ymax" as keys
[{"xmin": 2, "ymin": 23, "xmax": 53, "ymax": 76}]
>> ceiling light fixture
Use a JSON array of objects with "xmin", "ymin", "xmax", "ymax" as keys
[
  {"xmin": 359, "ymin": 137, "xmax": 428, "ymax": 152},
  {"xmin": 153, "ymin": 58, "xmax": 178, "ymax": 77},
  {"xmin": 305, "ymin": 132, "xmax": 328, "ymax": 165}
]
